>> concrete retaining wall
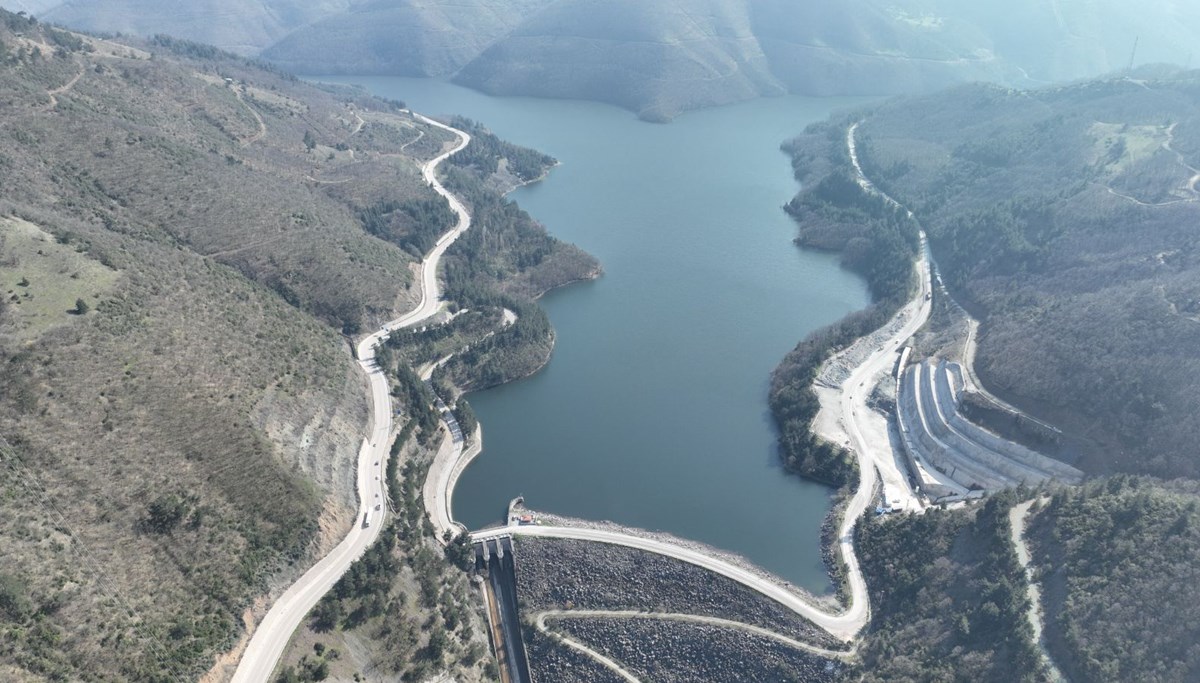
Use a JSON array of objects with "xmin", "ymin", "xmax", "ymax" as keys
[
  {"xmin": 936, "ymin": 362, "xmax": 1082, "ymax": 483},
  {"xmin": 895, "ymin": 359, "xmax": 1083, "ymax": 492},
  {"xmin": 919, "ymin": 362, "xmax": 1031, "ymax": 486},
  {"xmin": 900, "ymin": 364, "xmax": 1008, "ymax": 490}
]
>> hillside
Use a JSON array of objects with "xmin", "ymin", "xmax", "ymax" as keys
[
  {"xmin": 853, "ymin": 494, "xmax": 1041, "ymax": 682},
  {"xmin": 0, "ymin": 19, "xmax": 381, "ymax": 676},
  {"xmin": 0, "ymin": 15, "xmax": 422, "ymax": 681},
  {"xmin": 781, "ymin": 70, "xmax": 1200, "ymax": 481},
  {"xmin": 260, "ymin": 0, "xmax": 1159, "ymax": 121},
  {"xmin": 21, "ymin": 0, "xmax": 1200, "ymax": 120},
  {"xmin": 1028, "ymin": 478, "xmax": 1200, "ymax": 683},
  {"xmin": 31, "ymin": 0, "xmax": 365, "ymax": 56},
  {"xmin": 0, "ymin": 12, "xmax": 595, "ymax": 681},
  {"xmin": 852, "ymin": 481, "xmax": 1200, "ymax": 683},
  {"xmin": 263, "ymin": 0, "xmax": 557, "ymax": 80},
  {"xmin": 772, "ymin": 70, "xmax": 1200, "ymax": 678}
]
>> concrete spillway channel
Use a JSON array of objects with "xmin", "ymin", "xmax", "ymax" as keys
[{"xmin": 477, "ymin": 538, "xmax": 533, "ymax": 683}]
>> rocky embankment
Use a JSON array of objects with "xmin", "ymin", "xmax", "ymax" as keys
[
  {"xmin": 524, "ymin": 628, "xmax": 628, "ymax": 683},
  {"xmin": 514, "ymin": 537, "xmax": 837, "ymax": 647},
  {"xmin": 555, "ymin": 617, "xmax": 840, "ymax": 683}
]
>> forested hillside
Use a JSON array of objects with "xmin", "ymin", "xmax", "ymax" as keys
[
  {"xmin": 1028, "ymin": 478, "xmax": 1200, "ymax": 683},
  {"xmin": 260, "ymin": 0, "xmax": 1200, "ymax": 120},
  {"xmin": 853, "ymin": 494, "xmax": 1041, "ymax": 682},
  {"xmin": 770, "ymin": 128, "xmax": 919, "ymax": 489},
  {"xmin": 23, "ymin": 0, "xmax": 1200, "ymax": 121},
  {"xmin": 774, "ymin": 59, "xmax": 1200, "ymax": 683},
  {"xmin": 854, "ymin": 481, "xmax": 1200, "ymax": 683},
  {"xmin": 783, "ymin": 70, "xmax": 1200, "ymax": 480}
]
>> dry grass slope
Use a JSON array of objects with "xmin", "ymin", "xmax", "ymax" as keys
[{"xmin": 0, "ymin": 12, "xmax": 485, "ymax": 681}]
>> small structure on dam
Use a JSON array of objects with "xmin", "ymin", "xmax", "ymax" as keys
[{"xmin": 896, "ymin": 358, "xmax": 1083, "ymax": 495}]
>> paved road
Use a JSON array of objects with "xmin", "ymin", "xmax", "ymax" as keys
[
  {"xmin": 846, "ymin": 121, "xmax": 913, "ymax": 219},
  {"xmin": 833, "ymin": 230, "xmax": 931, "ymax": 633},
  {"xmin": 468, "ymin": 122, "xmax": 934, "ymax": 646},
  {"xmin": 230, "ymin": 116, "xmax": 472, "ymax": 683},
  {"xmin": 475, "ymin": 232, "xmax": 926, "ymax": 641},
  {"xmin": 839, "ymin": 120, "xmax": 930, "ymax": 511},
  {"xmin": 424, "ymin": 428, "xmax": 478, "ymax": 540},
  {"xmin": 829, "ymin": 122, "xmax": 933, "ymax": 628}
]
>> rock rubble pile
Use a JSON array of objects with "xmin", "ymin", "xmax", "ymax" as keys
[
  {"xmin": 514, "ymin": 537, "xmax": 836, "ymax": 647},
  {"xmin": 556, "ymin": 617, "xmax": 840, "ymax": 683}
]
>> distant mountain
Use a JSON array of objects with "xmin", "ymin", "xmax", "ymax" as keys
[
  {"xmin": 264, "ymin": 0, "xmax": 557, "ymax": 78},
  {"xmin": 17, "ymin": 0, "xmax": 1200, "ymax": 119},
  {"xmin": 0, "ymin": 0, "xmax": 58, "ymax": 14},
  {"xmin": 262, "ymin": 0, "xmax": 1026, "ymax": 119},
  {"xmin": 27, "ymin": 0, "xmax": 368, "ymax": 55}
]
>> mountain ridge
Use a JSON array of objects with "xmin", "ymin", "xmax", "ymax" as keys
[{"xmin": 22, "ymin": 0, "xmax": 1200, "ymax": 120}]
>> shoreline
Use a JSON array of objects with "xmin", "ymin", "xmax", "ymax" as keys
[
  {"xmin": 422, "ymin": 147, "xmax": 601, "ymax": 539},
  {"xmin": 430, "ymin": 112, "xmax": 931, "ymax": 650},
  {"xmin": 433, "ymin": 118, "xmax": 912, "ymax": 635}
]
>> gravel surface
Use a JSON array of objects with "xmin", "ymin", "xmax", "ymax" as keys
[
  {"xmin": 514, "ymin": 537, "xmax": 838, "ymax": 648},
  {"xmin": 525, "ymin": 627, "xmax": 627, "ymax": 683},
  {"xmin": 817, "ymin": 308, "xmax": 911, "ymax": 387},
  {"xmin": 554, "ymin": 617, "xmax": 842, "ymax": 683},
  {"xmin": 531, "ymin": 510, "xmax": 835, "ymax": 608}
]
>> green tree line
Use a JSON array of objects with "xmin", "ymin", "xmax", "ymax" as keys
[{"xmin": 771, "ymin": 122, "xmax": 919, "ymax": 488}]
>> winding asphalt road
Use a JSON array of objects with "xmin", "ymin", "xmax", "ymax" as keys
[
  {"xmin": 831, "ymin": 229, "xmax": 931, "ymax": 631},
  {"xmin": 230, "ymin": 114, "xmax": 472, "ymax": 683},
  {"xmin": 232, "ymin": 111, "xmax": 930, "ymax": 679}
]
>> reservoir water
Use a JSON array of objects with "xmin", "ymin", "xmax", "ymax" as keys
[{"xmin": 321, "ymin": 77, "xmax": 873, "ymax": 593}]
